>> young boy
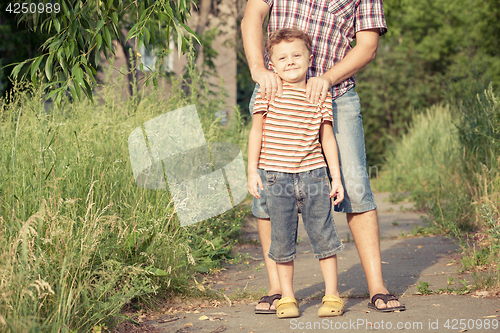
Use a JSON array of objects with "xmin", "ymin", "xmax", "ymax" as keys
[{"xmin": 247, "ymin": 28, "xmax": 345, "ymax": 319}]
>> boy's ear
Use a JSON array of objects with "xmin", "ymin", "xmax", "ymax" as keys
[
  {"xmin": 308, "ymin": 54, "xmax": 313, "ymax": 66},
  {"xmin": 269, "ymin": 61, "xmax": 275, "ymax": 72}
]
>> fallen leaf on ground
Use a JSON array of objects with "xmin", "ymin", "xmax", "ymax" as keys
[
  {"xmin": 157, "ymin": 317, "xmax": 180, "ymax": 323},
  {"xmin": 210, "ymin": 326, "xmax": 226, "ymax": 333},
  {"xmin": 199, "ymin": 315, "xmax": 209, "ymax": 320}
]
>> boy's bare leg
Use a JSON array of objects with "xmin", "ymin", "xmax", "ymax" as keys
[
  {"xmin": 319, "ymin": 255, "xmax": 340, "ymax": 297},
  {"xmin": 276, "ymin": 261, "xmax": 294, "ymax": 298},
  {"xmin": 347, "ymin": 209, "xmax": 401, "ymax": 309},
  {"xmin": 255, "ymin": 218, "xmax": 282, "ymax": 311}
]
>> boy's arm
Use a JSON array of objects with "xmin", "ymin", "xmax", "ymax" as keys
[
  {"xmin": 248, "ymin": 112, "xmax": 265, "ymax": 199},
  {"xmin": 320, "ymin": 121, "xmax": 344, "ymax": 205}
]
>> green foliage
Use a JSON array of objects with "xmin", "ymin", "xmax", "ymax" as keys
[
  {"xmin": 356, "ymin": 0, "xmax": 500, "ymax": 166},
  {"xmin": 377, "ymin": 82, "xmax": 500, "ymax": 288},
  {"xmin": 0, "ymin": 58, "xmax": 246, "ymax": 331},
  {"xmin": 436, "ymin": 277, "xmax": 471, "ymax": 295},
  {"xmin": 455, "ymin": 83, "xmax": 500, "ymax": 172},
  {"xmin": 378, "ymin": 104, "xmax": 461, "ymax": 207},
  {"xmin": 8, "ymin": 0, "xmax": 198, "ymax": 104},
  {"xmin": 0, "ymin": 8, "xmax": 52, "ymax": 98},
  {"xmin": 416, "ymin": 281, "xmax": 433, "ymax": 295}
]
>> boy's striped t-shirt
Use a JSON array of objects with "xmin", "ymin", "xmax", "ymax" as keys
[{"xmin": 253, "ymin": 84, "xmax": 333, "ymax": 173}]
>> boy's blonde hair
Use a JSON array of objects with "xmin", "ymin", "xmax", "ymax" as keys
[{"xmin": 266, "ymin": 28, "xmax": 312, "ymax": 57}]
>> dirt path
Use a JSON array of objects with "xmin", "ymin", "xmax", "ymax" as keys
[{"xmin": 120, "ymin": 193, "xmax": 500, "ymax": 333}]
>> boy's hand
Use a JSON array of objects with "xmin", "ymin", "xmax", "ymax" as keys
[
  {"xmin": 248, "ymin": 171, "xmax": 264, "ymax": 199},
  {"xmin": 330, "ymin": 178, "xmax": 344, "ymax": 205}
]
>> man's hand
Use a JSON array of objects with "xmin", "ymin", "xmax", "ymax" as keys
[
  {"xmin": 252, "ymin": 67, "xmax": 283, "ymax": 102},
  {"xmin": 241, "ymin": 0, "xmax": 281, "ymax": 101},
  {"xmin": 248, "ymin": 171, "xmax": 264, "ymax": 199},
  {"xmin": 306, "ymin": 75, "xmax": 333, "ymax": 105},
  {"xmin": 330, "ymin": 178, "xmax": 344, "ymax": 205}
]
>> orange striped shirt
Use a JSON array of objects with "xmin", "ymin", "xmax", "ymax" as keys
[{"xmin": 253, "ymin": 85, "xmax": 333, "ymax": 173}]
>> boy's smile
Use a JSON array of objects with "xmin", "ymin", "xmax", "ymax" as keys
[{"xmin": 269, "ymin": 39, "xmax": 313, "ymax": 89}]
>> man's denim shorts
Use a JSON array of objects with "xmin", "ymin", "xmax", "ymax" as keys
[
  {"xmin": 249, "ymin": 84, "xmax": 377, "ymax": 218},
  {"xmin": 265, "ymin": 167, "xmax": 344, "ymax": 262}
]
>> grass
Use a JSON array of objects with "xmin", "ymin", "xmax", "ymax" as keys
[
  {"xmin": 376, "ymin": 82, "xmax": 500, "ymax": 291},
  {"xmin": 0, "ymin": 58, "xmax": 248, "ymax": 331}
]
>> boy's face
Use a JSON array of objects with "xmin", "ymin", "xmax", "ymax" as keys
[{"xmin": 269, "ymin": 39, "xmax": 312, "ymax": 88}]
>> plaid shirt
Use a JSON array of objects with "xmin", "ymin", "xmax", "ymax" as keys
[{"xmin": 263, "ymin": 0, "xmax": 387, "ymax": 99}]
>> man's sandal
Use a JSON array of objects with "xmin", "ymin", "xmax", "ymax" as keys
[
  {"xmin": 318, "ymin": 295, "xmax": 345, "ymax": 317},
  {"xmin": 254, "ymin": 294, "xmax": 282, "ymax": 314},
  {"xmin": 368, "ymin": 293, "xmax": 406, "ymax": 312},
  {"xmin": 276, "ymin": 296, "xmax": 299, "ymax": 318}
]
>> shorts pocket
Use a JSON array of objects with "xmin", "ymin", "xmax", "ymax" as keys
[
  {"xmin": 308, "ymin": 167, "xmax": 328, "ymax": 181},
  {"xmin": 328, "ymin": 0, "xmax": 355, "ymax": 20},
  {"xmin": 266, "ymin": 171, "xmax": 280, "ymax": 186}
]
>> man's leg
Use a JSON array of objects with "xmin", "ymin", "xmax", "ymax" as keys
[
  {"xmin": 332, "ymin": 89, "xmax": 401, "ymax": 310},
  {"xmin": 347, "ymin": 210, "xmax": 401, "ymax": 309},
  {"xmin": 255, "ymin": 218, "xmax": 282, "ymax": 311}
]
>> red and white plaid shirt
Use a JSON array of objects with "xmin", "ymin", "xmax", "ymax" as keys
[{"xmin": 263, "ymin": 0, "xmax": 387, "ymax": 99}]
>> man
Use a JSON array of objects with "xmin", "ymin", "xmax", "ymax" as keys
[{"xmin": 241, "ymin": 0, "xmax": 406, "ymax": 313}]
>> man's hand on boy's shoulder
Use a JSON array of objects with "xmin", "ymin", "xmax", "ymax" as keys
[
  {"xmin": 330, "ymin": 178, "xmax": 344, "ymax": 205},
  {"xmin": 306, "ymin": 75, "xmax": 333, "ymax": 105},
  {"xmin": 252, "ymin": 67, "xmax": 283, "ymax": 101}
]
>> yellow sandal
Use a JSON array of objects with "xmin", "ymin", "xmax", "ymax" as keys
[
  {"xmin": 276, "ymin": 296, "xmax": 299, "ymax": 318},
  {"xmin": 318, "ymin": 295, "xmax": 345, "ymax": 317}
]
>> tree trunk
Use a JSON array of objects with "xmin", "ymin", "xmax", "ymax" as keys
[
  {"xmin": 194, "ymin": 0, "xmax": 212, "ymax": 58},
  {"xmin": 119, "ymin": 29, "xmax": 136, "ymax": 97}
]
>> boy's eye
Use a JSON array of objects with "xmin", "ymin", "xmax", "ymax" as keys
[
  {"xmin": 294, "ymin": 54, "xmax": 301, "ymax": 58},
  {"xmin": 279, "ymin": 57, "xmax": 285, "ymax": 60}
]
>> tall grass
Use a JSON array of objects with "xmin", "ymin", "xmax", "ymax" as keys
[
  {"xmin": 0, "ymin": 58, "xmax": 247, "ymax": 331},
  {"xmin": 377, "ymin": 83, "xmax": 500, "ymax": 288},
  {"xmin": 376, "ymin": 104, "xmax": 471, "ymax": 233},
  {"xmin": 454, "ymin": 84, "xmax": 500, "ymax": 281}
]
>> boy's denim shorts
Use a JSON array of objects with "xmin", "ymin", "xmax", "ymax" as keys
[
  {"xmin": 264, "ymin": 167, "xmax": 344, "ymax": 262},
  {"xmin": 249, "ymin": 84, "xmax": 377, "ymax": 217}
]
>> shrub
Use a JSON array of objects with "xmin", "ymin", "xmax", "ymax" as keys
[{"xmin": 0, "ymin": 58, "xmax": 247, "ymax": 331}]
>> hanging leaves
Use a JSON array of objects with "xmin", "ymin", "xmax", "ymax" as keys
[{"xmin": 11, "ymin": 0, "xmax": 198, "ymax": 105}]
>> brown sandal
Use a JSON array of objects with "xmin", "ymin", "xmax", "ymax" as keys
[
  {"xmin": 368, "ymin": 293, "xmax": 406, "ymax": 312},
  {"xmin": 254, "ymin": 294, "xmax": 282, "ymax": 314}
]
